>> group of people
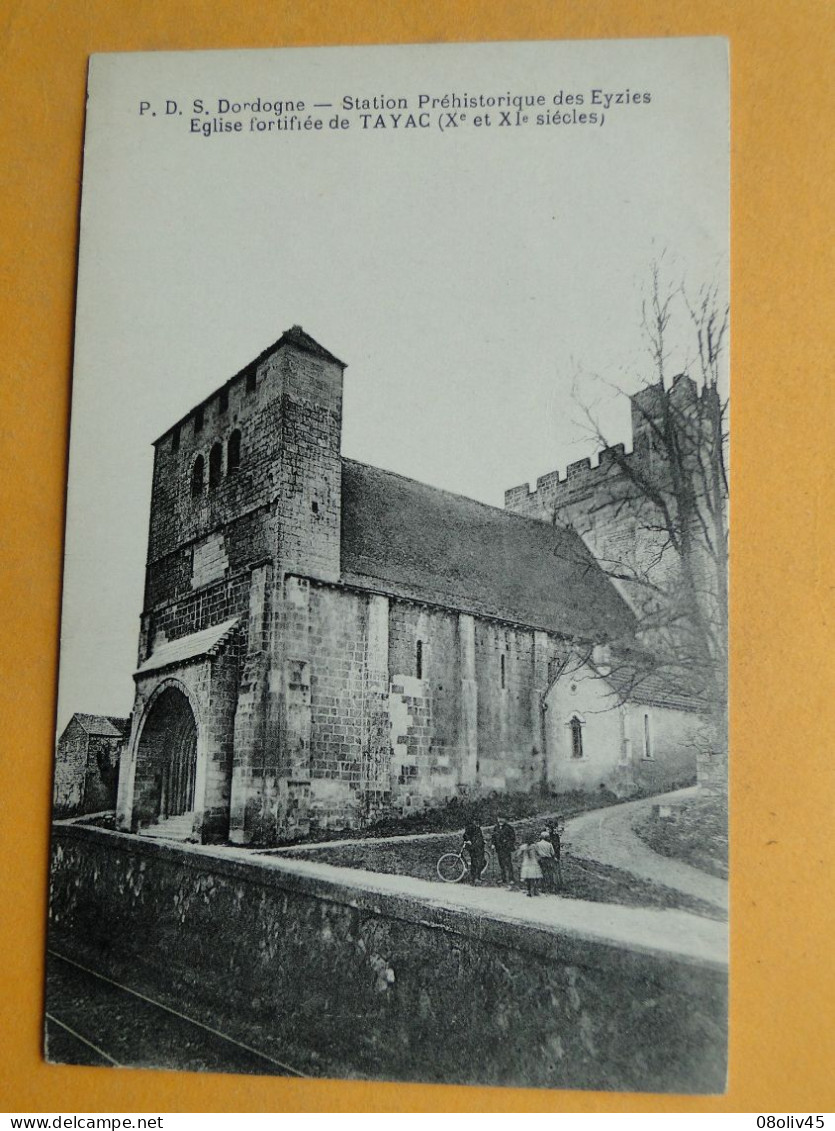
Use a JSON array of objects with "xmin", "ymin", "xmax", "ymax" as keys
[{"xmin": 462, "ymin": 817, "xmax": 566, "ymax": 897}]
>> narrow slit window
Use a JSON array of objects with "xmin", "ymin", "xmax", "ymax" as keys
[
  {"xmin": 171, "ymin": 425, "xmax": 180, "ymax": 453},
  {"xmin": 246, "ymin": 369, "xmax": 257, "ymax": 394},
  {"xmin": 570, "ymin": 717, "xmax": 584, "ymax": 760},
  {"xmin": 209, "ymin": 442, "xmax": 223, "ymax": 490},
  {"xmin": 194, "ymin": 406, "xmax": 204, "ymax": 434},
  {"xmin": 219, "ymin": 388, "xmax": 229, "ymax": 414},
  {"xmin": 416, "ymin": 640, "xmax": 423, "ymax": 680},
  {"xmin": 500, "ymin": 653, "xmax": 506, "ymax": 689},
  {"xmin": 643, "ymin": 713, "xmax": 653, "ymax": 759},
  {"xmin": 191, "ymin": 455, "xmax": 204, "ymax": 497},
  {"xmin": 227, "ymin": 429, "xmax": 241, "ymax": 475}
]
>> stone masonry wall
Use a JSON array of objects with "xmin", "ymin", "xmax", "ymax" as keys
[
  {"xmin": 141, "ymin": 335, "xmax": 343, "ymax": 665},
  {"xmin": 83, "ymin": 734, "xmax": 121, "ymax": 813},
  {"xmin": 387, "ymin": 603, "xmax": 460, "ymax": 812},
  {"xmin": 145, "ymin": 507, "xmax": 274, "ymax": 618},
  {"xmin": 48, "ymin": 823, "xmax": 728, "ymax": 1093},
  {"xmin": 229, "ymin": 571, "xmax": 565, "ymax": 841},
  {"xmin": 269, "ymin": 582, "xmax": 569, "ymax": 834},
  {"xmin": 307, "ymin": 584, "xmax": 365, "ymax": 793},
  {"xmin": 274, "ymin": 348, "xmax": 344, "ymax": 585},
  {"xmin": 147, "ymin": 355, "xmax": 284, "ymax": 568},
  {"xmin": 475, "ymin": 621, "xmax": 540, "ymax": 793},
  {"xmin": 54, "ymin": 723, "xmax": 122, "ymax": 817},
  {"xmin": 53, "ymin": 720, "xmax": 87, "ymax": 815},
  {"xmin": 145, "ymin": 566, "xmax": 256, "ymax": 662}
]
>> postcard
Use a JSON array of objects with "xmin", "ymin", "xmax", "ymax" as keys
[{"xmin": 48, "ymin": 37, "xmax": 729, "ymax": 1093}]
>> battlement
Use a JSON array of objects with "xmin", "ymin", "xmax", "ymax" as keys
[
  {"xmin": 503, "ymin": 442, "xmax": 632, "ymax": 513},
  {"xmin": 504, "ymin": 376, "xmax": 701, "ymax": 518}
]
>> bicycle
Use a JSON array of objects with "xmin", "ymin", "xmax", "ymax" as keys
[{"xmin": 436, "ymin": 843, "xmax": 494, "ymax": 883}]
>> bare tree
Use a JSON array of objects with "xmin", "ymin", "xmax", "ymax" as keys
[{"xmin": 557, "ymin": 263, "xmax": 729, "ymax": 756}]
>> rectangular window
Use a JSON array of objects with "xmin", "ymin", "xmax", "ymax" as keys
[
  {"xmin": 246, "ymin": 369, "xmax": 257, "ymax": 394},
  {"xmin": 219, "ymin": 388, "xmax": 229, "ymax": 414},
  {"xmin": 194, "ymin": 406, "xmax": 204, "ymax": 434},
  {"xmin": 643, "ymin": 713, "xmax": 653, "ymax": 759},
  {"xmin": 171, "ymin": 425, "xmax": 180, "ymax": 452}
]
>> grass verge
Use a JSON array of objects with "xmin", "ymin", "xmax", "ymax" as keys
[{"xmin": 632, "ymin": 793, "xmax": 728, "ymax": 880}]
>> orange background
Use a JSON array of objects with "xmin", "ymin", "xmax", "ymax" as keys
[{"xmin": 1, "ymin": 0, "xmax": 833, "ymax": 1114}]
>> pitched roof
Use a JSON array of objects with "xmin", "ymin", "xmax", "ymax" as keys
[
  {"xmin": 135, "ymin": 618, "xmax": 240, "ymax": 677},
  {"xmin": 72, "ymin": 713, "xmax": 129, "ymax": 737},
  {"xmin": 340, "ymin": 460, "xmax": 635, "ymax": 641},
  {"xmin": 272, "ymin": 324, "xmax": 346, "ymax": 369},
  {"xmin": 603, "ymin": 664, "xmax": 708, "ymax": 712}
]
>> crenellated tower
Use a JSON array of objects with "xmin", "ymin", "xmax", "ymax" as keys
[{"xmin": 504, "ymin": 374, "xmax": 720, "ymax": 663}]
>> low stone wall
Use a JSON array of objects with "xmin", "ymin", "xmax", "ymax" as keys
[
  {"xmin": 697, "ymin": 750, "xmax": 729, "ymax": 795},
  {"xmin": 48, "ymin": 823, "xmax": 727, "ymax": 1094}
]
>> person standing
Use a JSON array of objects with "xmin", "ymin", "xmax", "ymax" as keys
[
  {"xmin": 462, "ymin": 819, "xmax": 486, "ymax": 884},
  {"xmin": 534, "ymin": 829, "xmax": 558, "ymax": 893},
  {"xmin": 516, "ymin": 835, "xmax": 542, "ymax": 897},
  {"xmin": 492, "ymin": 817, "xmax": 517, "ymax": 885},
  {"xmin": 548, "ymin": 820, "xmax": 566, "ymax": 889}
]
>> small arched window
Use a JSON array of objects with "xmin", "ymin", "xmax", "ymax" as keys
[
  {"xmin": 416, "ymin": 640, "xmax": 423, "ymax": 680},
  {"xmin": 191, "ymin": 455, "xmax": 204, "ymax": 497},
  {"xmin": 570, "ymin": 716, "xmax": 584, "ymax": 760},
  {"xmin": 209, "ymin": 442, "xmax": 223, "ymax": 490},
  {"xmin": 227, "ymin": 429, "xmax": 241, "ymax": 475}
]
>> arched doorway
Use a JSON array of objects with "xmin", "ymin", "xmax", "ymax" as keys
[{"xmin": 133, "ymin": 686, "xmax": 199, "ymax": 827}]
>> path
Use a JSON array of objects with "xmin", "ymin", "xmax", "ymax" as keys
[
  {"xmin": 173, "ymin": 837, "xmax": 729, "ymax": 969},
  {"xmin": 565, "ymin": 786, "xmax": 729, "ymax": 911}
]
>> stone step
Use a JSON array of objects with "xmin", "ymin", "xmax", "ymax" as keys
[{"xmin": 140, "ymin": 813, "xmax": 196, "ymax": 841}]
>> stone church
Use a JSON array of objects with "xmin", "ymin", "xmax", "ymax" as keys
[{"xmin": 115, "ymin": 326, "xmax": 704, "ymax": 845}]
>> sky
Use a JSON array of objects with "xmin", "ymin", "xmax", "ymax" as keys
[{"xmin": 57, "ymin": 38, "xmax": 729, "ymax": 732}]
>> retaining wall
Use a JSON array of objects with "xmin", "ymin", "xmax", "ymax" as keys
[{"xmin": 48, "ymin": 823, "xmax": 727, "ymax": 1094}]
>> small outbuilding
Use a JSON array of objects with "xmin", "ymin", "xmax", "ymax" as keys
[{"xmin": 54, "ymin": 713, "xmax": 129, "ymax": 817}]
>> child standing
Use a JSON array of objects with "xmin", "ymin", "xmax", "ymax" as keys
[{"xmin": 516, "ymin": 835, "xmax": 543, "ymax": 897}]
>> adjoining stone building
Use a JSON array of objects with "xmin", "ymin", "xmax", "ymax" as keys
[
  {"xmin": 54, "ymin": 713, "xmax": 129, "ymax": 817},
  {"xmin": 115, "ymin": 327, "xmax": 705, "ymax": 846}
]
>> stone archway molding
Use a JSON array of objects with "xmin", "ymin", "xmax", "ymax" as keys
[{"xmin": 117, "ymin": 674, "xmax": 208, "ymax": 838}]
